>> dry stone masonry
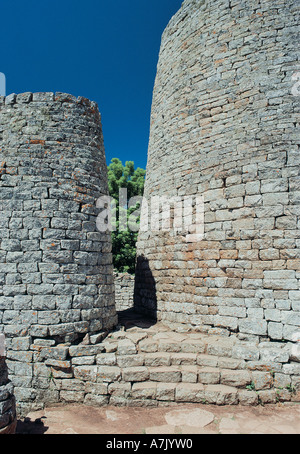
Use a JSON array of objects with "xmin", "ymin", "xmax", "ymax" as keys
[
  {"xmin": 135, "ymin": 0, "xmax": 300, "ymax": 343},
  {"xmin": 0, "ymin": 92, "xmax": 117, "ymax": 415},
  {"xmin": 114, "ymin": 272, "xmax": 135, "ymax": 312},
  {"xmin": 0, "ymin": 334, "xmax": 16, "ymax": 434},
  {"xmin": 21, "ymin": 316, "xmax": 297, "ymax": 408},
  {"xmin": 0, "ymin": 0, "xmax": 300, "ymax": 418}
]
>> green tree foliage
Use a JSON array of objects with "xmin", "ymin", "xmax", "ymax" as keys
[{"xmin": 107, "ymin": 158, "xmax": 146, "ymax": 274}]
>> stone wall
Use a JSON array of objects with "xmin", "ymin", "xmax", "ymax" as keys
[
  {"xmin": 0, "ymin": 334, "xmax": 17, "ymax": 434},
  {"xmin": 0, "ymin": 92, "xmax": 117, "ymax": 415},
  {"xmin": 16, "ymin": 319, "xmax": 297, "ymax": 408},
  {"xmin": 114, "ymin": 272, "xmax": 135, "ymax": 312},
  {"xmin": 135, "ymin": 0, "xmax": 300, "ymax": 341}
]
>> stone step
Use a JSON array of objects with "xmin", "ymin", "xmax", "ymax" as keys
[
  {"xmin": 95, "ymin": 349, "xmax": 257, "ymax": 371},
  {"xmin": 104, "ymin": 329, "xmax": 292, "ymax": 365},
  {"xmin": 111, "ymin": 334, "xmax": 262, "ymax": 360},
  {"xmin": 130, "ymin": 381, "xmax": 243, "ymax": 405},
  {"xmin": 86, "ymin": 340, "xmax": 285, "ymax": 391},
  {"xmin": 95, "ymin": 363, "xmax": 261, "ymax": 389},
  {"xmin": 107, "ymin": 380, "xmax": 253, "ymax": 406},
  {"xmin": 137, "ymin": 337, "xmax": 236, "ymax": 355},
  {"xmin": 42, "ymin": 326, "xmax": 297, "ymax": 409},
  {"xmin": 56, "ymin": 374, "xmax": 284, "ymax": 408},
  {"xmin": 100, "ymin": 336, "xmax": 289, "ymax": 373},
  {"xmin": 69, "ymin": 342, "xmax": 285, "ymax": 378}
]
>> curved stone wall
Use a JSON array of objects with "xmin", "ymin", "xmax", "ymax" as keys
[
  {"xmin": 0, "ymin": 92, "xmax": 117, "ymax": 414},
  {"xmin": 135, "ymin": 0, "xmax": 300, "ymax": 342}
]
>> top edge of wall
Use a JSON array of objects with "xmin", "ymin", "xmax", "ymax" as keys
[
  {"xmin": 162, "ymin": 0, "xmax": 207, "ymax": 38},
  {"xmin": 0, "ymin": 92, "xmax": 99, "ymax": 111}
]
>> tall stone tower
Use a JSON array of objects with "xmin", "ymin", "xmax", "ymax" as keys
[
  {"xmin": 135, "ymin": 0, "xmax": 300, "ymax": 342},
  {"xmin": 0, "ymin": 92, "xmax": 117, "ymax": 413}
]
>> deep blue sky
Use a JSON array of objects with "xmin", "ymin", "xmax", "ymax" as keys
[{"xmin": 1, "ymin": 0, "xmax": 182, "ymax": 170}]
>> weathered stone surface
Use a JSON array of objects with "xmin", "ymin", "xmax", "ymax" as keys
[
  {"xmin": 84, "ymin": 394, "xmax": 109, "ymax": 407},
  {"xmin": 251, "ymin": 372, "xmax": 274, "ymax": 390},
  {"xmin": 84, "ymin": 382, "xmax": 108, "ymax": 396},
  {"xmin": 181, "ymin": 340, "xmax": 206, "ymax": 354},
  {"xmin": 149, "ymin": 367, "xmax": 181, "ymax": 383},
  {"xmin": 69, "ymin": 345, "xmax": 105, "ymax": 357},
  {"xmin": 283, "ymin": 363, "xmax": 300, "ymax": 375},
  {"xmin": 220, "ymin": 370, "xmax": 252, "ymax": 388},
  {"xmin": 259, "ymin": 346, "xmax": 290, "ymax": 363},
  {"xmin": 96, "ymin": 354, "xmax": 117, "ymax": 366},
  {"xmin": 97, "ymin": 366, "xmax": 122, "ymax": 383},
  {"xmin": 71, "ymin": 356, "xmax": 96, "ymax": 366},
  {"xmin": 131, "ymin": 382, "xmax": 157, "ymax": 400},
  {"xmin": 238, "ymin": 390, "xmax": 259, "ymax": 406},
  {"xmin": 156, "ymin": 383, "xmax": 176, "ymax": 401},
  {"xmin": 204, "ymin": 385, "xmax": 239, "ymax": 406},
  {"xmin": 107, "ymin": 383, "xmax": 131, "ymax": 398},
  {"xmin": 257, "ymin": 390, "xmax": 277, "ymax": 404},
  {"xmin": 139, "ymin": 340, "xmax": 158, "ymax": 353},
  {"xmin": 134, "ymin": 0, "xmax": 299, "ymax": 346},
  {"xmin": 232, "ymin": 344, "xmax": 260, "ymax": 361},
  {"xmin": 0, "ymin": 335, "xmax": 6, "ymax": 357},
  {"xmin": 117, "ymin": 355, "xmax": 144, "ymax": 368},
  {"xmin": 0, "ymin": 92, "xmax": 117, "ymax": 412},
  {"xmin": 60, "ymin": 391, "xmax": 85, "ymax": 403},
  {"xmin": 73, "ymin": 366, "xmax": 98, "ymax": 383},
  {"xmin": 122, "ymin": 367, "xmax": 149, "ymax": 382},
  {"xmin": 0, "ymin": 343, "xmax": 16, "ymax": 433},
  {"xmin": 144, "ymin": 353, "xmax": 171, "ymax": 367},
  {"xmin": 175, "ymin": 383, "xmax": 206, "ymax": 403},
  {"xmin": 158, "ymin": 340, "xmax": 181, "ymax": 353},
  {"xmin": 181, "ymin": 366, "xmax": 198, "ymax": 383},
  {"xmin": 171, "ymin": 353, "xmax": 197, "ymax": 365},
  {"xmin": 206, "ymin": 339, "xmax": 234, "ymax": 358},
  {"xmin": 114, "ymin": 272, "xmax": 135, "ymax": 311},
  {"xmin": 1, "ymin": 1, "xmax": 300, "ymax": 414},
  {"xmin": 274, "ymin": 373, "xmax": 291, "ymax": 389},
  {"xmin": 197, "ymin": 354, "xmax": 219, "ymax": 368},
  {"xmin": 45, "ymin": 359, "xmax": 72, "ymax": 369},
  {"xmin": 198, "ymin": 367, "xmax": 220, "ymax": 385},
  {"xmin": 165, "ymin": 408, "xmax": 214, "ymax": 427},
  {"xmin": 117, "ymin": 340, "xmax": 137, "ymax": 356}
]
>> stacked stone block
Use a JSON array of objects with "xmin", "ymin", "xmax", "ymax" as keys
[
  {"xmin": 114, "ymin": 272, "xmax": 135, "ymax": 312},
  {"xmin": 20, "ymin": 325, "xmax": 298, "ymax": 407},
  {"xmin": 135, "ymin": 0, "xmax": 300, "ymax": 342},
  {"xmin": 0, "ymin": 92, "xmax": 117, "ymax": 414},
  {"xmin": 0, "ymin": 334, "xmax": 16, "ymax": 434}
]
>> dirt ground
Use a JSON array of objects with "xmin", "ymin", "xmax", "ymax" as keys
[{"xmin": 16, "ymin": 402, "xmax": 300, "ymax": 435}]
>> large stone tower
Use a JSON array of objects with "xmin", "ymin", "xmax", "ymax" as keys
[
  {"xmin": 135, "ymin": 0, "xmax": 300, "ymax": 342},
  {"xmin": 0, "ymin": 92, "xmax": 117, "ymax": 414}
]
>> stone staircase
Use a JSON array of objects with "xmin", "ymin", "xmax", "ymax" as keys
[
  {"xmin": 13, "ymin": 311, "xmax": 299, "ymax": 416},
  {"xmin": 62, "ymin": 312, "xmax": 298, "ymax": 408}
]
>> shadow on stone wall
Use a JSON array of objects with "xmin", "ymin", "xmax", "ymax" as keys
[
  {"xmin": 133, "ymin": 255, "xmax": 157, "ymax": 322},
  {"xmin": 0, "ymin": 357, "xmax": 17, "ymax": 434}
]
